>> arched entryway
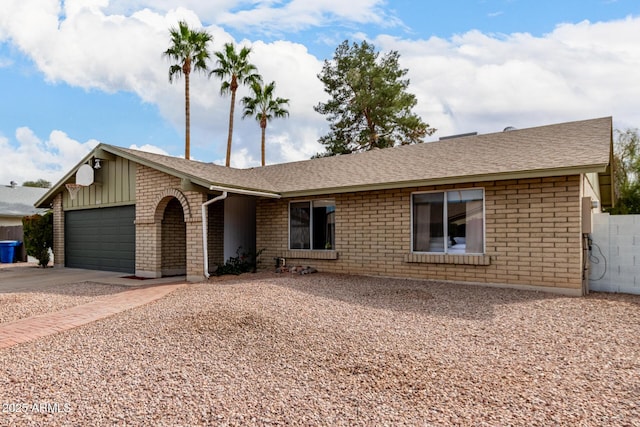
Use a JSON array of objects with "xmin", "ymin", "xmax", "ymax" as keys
[{"xmin": 160, "ymin": 197, "xmax": 186, "ymax": 276}]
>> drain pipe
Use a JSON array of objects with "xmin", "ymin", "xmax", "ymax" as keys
[{"xmin": 202, "ymin": 191, "xmax": 228, "ymax": 279}]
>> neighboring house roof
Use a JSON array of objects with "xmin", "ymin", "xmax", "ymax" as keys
[
  {"xmin": 36, "ymin": 116, "xmax": 614, "ymax": 207},
  {"xmin": 0, "ymin": 185, "xmax": 49, "ymax": 218}
]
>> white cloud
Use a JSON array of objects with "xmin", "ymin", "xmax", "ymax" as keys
[
  {"xmin": 58, "ymin": 0, "xmax": 399, "ymax": 35},
  {"xmin": 270, "ymin": 130, "xmax": 323, "ymax": 163},
  {"xmin": 0, "ymin": 2, "xmax": 639, "ymax": 179},
  {"xmin": 375, "ymin": 16, "xmax": 640, "ymax": 137},
  {"xmin": 0, "ymin": 127, "xmax": 98, "ymax": 186},
  {"xmin": 223, "ymin": 147, "xmax": 260, "ymax": 169},
  {"xmin": 128, "ymin": 144, "xmax": 170, "ymax": 155},
  {"xmin": 101, "ymin": 0, "xmax": 237, "ymax": 22},
  {"xmin": 216, "ymin": 0, "xmax": 398, "ymax": 34}
]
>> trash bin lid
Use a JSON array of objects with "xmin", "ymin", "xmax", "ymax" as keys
[{"xmin": 0, "ymin": 240, "xmax": 19, "ymax": 245}]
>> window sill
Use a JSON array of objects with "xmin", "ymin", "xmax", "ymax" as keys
[
  {"xmin": 284, "ymin": 250, "xmax": 338, "ymax": 260},
  {"xmin": 404, "ymin": 253, "xmax": 491, "ymax": 266}
]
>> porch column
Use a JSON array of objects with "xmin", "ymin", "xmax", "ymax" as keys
[
  {"xmin": 135, "ymin": 221, "xmax": 162, "ymax": 278},
  {"xmin": 185, "ymin": 191, "xmax": 207, "ymax": 282},
  {"xmin": 52, "ymin": 193, "xmax": 65, "ymax": 267}
]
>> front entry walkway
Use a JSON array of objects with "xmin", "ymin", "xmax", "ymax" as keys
[{"xmin": 0, "ymin": 283, "xmax": 186, "ymax": 349}]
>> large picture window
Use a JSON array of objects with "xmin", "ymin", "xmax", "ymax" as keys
[
  {"xmin": 412, "ymin": 189, "xmax": 484, "ymax": 254},
  {"xmin": 289, "ymin": 200, "xmax": 335, "ymax": 250}
]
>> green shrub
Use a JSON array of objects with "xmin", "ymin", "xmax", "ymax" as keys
[
  {"xmin": 22, "ymin": 212, "xmax": 53, "ymax": 267},
  {"xmin": 213, "ymin": 247, "xmax": 264, "ymax": 276}
]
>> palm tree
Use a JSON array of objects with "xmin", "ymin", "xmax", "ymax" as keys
[
  {"xmin": 163, "ymin": 20, "xmax": 212, "ymax": 160},
  {"xmin": 241, "ymin": 81, "xmax": 290, "ymax": 166},
  {"xmin": 210, "ymin": 43, "xmax": 262, "ymax": 167}
]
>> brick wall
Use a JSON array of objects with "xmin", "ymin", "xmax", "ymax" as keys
[
  {"xmin": 135, "ymin": 165, "xmax": 208, "ymax": 281},
  {"xmin": 52, "ymin": 193, "xmax": 64, "ymax": 266},
  {"xmin": 257, "ymin": 175, "xmax": 583, "ymax": 294},
  {"xmin": 208, "ymin": 201, "xmax": 224, "ymax": 268},
  {"xmin": 161, "ymin": 198, "xmax": 186, "ymax": 276}
]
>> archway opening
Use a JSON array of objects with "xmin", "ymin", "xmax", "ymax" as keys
[{"xmin": 161, "ymin": 197, "xmax": 186, "ymax": 276}]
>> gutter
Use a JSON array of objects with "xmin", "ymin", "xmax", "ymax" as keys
[
  {"xmin": 208, "ymin": 185, "xmax": 280, "ymax": 199},
  {"xmin": 278, "ymin": 164, "xmax": 611, "ymax": 198},
  {"xmin": 202, "ymin": 191, "xmax": 227, "ymax": 279}
]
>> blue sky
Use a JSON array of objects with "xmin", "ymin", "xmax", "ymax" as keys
[{"xmin": 0, "ymin": 0, "xmax": 639, "ymax": 185}]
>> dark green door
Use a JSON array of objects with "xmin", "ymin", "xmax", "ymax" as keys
[{"xmin": 65, "ymin": 205, "xmax": 135, "ymax": 273}]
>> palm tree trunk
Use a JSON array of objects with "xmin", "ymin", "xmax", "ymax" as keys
[
  {"xmin": 225, "ymin": 90, "xmax": 236, "ymax": 167},
  {"xmin": 185, "ymin": 72, "xmax": 191, "ymax": 160},
  {"xmin": 261, "ymin": 115, "xmax": 267, "ymax": 166},
  {"xmin": 261, "ymin": 126, "xmax": 266, "ymax": 166}
]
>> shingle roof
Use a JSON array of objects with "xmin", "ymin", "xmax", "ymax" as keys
[
  {"xmin": 36, "ymin": 116, "xmax": 613, "ymax": 206},
  {"xmin": 0, "ymin": 185, "xmax": 49, "ymax": 217},
  {"xmin": 110, "ymin": 146, "xmax": 275, "ymax": 193},
  {"xmin": 258, "ymin": 116, "xmax": 612, "ymax": 195}
]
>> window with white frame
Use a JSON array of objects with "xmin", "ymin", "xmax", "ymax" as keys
[
  {"xmin": 289, "ymin": 200, "xmax": 335, "ymax": 250},
  {"xmin": 412, "ymin": 189, "xmax": 484, "ymax": 254}
]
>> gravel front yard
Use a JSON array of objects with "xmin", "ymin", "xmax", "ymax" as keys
[
  {"xmin": 0, "ymin": 273, "xmax": 638, "ymax": 426},
  {"xmin": 0, "ymin": 282, "xmax": 130, "ymax": 324}
]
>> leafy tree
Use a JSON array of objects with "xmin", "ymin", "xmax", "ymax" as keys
[
  {"xmin": 314, "ymin": 40, "xmax": 435, "ymax": 156},
  {"xmin": 211, "ymin": 43, "xmax": 262, "ymax": 167},
  {"xmin": 22, "ymin": 212, "xmax": 53, "ymax": 267},
  {"xmin": 22, "ymin": 179, "xmax": 51, "ymax": 188},
  {"xmin": 163, "ymin": 20, "xmax": 212, "ymax": 160},
  {"xmin": 609, "ymin": 128, "xmax": 640, "ymax": 214},
  {"xmin": 241, "ymin": 81, "xmax": 290, "ymax": 166}
]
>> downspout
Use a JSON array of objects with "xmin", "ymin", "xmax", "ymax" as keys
[{"xmin": 202, "ymin": 191, "xmax": 228, "ymax": 279}]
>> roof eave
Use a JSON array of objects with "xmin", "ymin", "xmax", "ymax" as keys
[
  {"xmin": 598, "ymin": 126, "xmax": 616, "ymax": 210},
  {"xmin": 35, "ymin": 139, "xmax": 611, "ymax": 205},
  {"xmin": 208, "ymin": 185, "xmax": 281, "ymax": 198},
  {"xmin": 279, "ymin": 164, "xmax": 610, "ymax": 198},
  {"xmin": 0, "ymin": 211, "xmax": 46, "ymax": 218},
  {"xmin": 35, "ymin": 146, "xmax": 101, "ymax": 208},
  {"xmin": 102, "ymin": 146, "xmax": 280, "ymax": 197},
  {"xmin": 36, "ymin": 144, "xmax": 281, "ymax": 207},
  {"xmin": 104, "ymin": 144, "xmax": 204, "ymax": 184}
]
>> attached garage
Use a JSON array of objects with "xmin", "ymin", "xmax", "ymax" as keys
[{"xmin": 65, "ymin": 205, "xmax": 135, "ymax": 273}]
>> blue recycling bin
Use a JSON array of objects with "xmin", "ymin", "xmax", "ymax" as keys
[{"xmin": 0, "ymin": 240, "xmax": 20, "ymax": 263}]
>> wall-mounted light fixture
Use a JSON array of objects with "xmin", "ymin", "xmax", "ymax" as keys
[{"xmin": 94, "ymin": 158, "xmax": 101, "ymax": 169}]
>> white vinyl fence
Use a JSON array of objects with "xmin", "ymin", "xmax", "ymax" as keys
[{"xmin": 589, "ymin": 213, "xmax": 640, "ymax": 294}]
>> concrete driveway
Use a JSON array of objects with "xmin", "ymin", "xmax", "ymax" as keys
[{"xmin": 0, "ymin": 262, "xmax": 185, "ymax": 293}]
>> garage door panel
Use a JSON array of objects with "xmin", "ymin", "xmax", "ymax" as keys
[{"xmin": 65, "ymin": 205, "xmax": 135, "ymax": 273}]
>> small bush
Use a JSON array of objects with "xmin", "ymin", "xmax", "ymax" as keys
[
  {"xmin": 213, "ymin": 247, "xmax": 264, "ymax": 276},
  {"xmin": 22, "ymin": 212, "xmax": 53, "ymax": 267}
]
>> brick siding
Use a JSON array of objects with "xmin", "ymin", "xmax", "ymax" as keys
[
  {"xmin": 257, "ymin": 176, "xmax": 583, "ymax": 293},
  {"xmin": 161, "ymin": 198, "xmax": 186, "ymax": 276},
  {"xmin": 53, "ymin": 164, "xmax": 225, "ymax": 280},
  {"xmin": 134, "ymin": 165, "xmax": 216, "ymax": 281},
  {"xmin": 52, "ymin": 193, "xmax": 64, "ymax": 266},
  {"xmin": 208, "ymin": 201, "xmax": 224, "ymax": 268}
]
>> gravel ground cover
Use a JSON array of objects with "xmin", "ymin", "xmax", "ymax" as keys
[
  {"xmin": 0, "ymin": 273, "xmax": 638, "ymax": 426},
  {"xmin": 0, "ymin": 282, "xmax": 130, "ymax": 323}
]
